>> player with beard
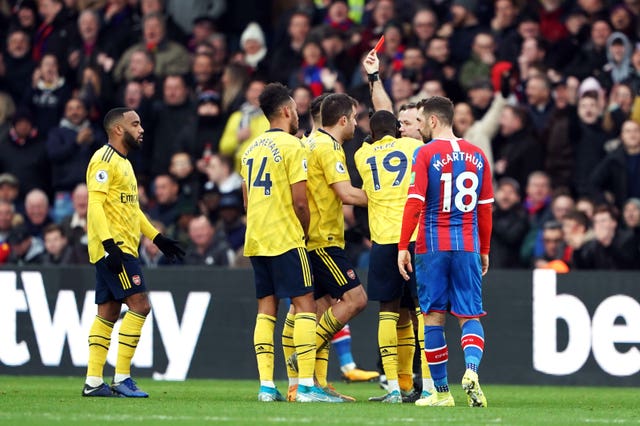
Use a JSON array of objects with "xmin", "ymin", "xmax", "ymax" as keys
[
  {"xmin": 82, "ymin": 108, "xmax": 185, "ymax": 398},
  {"xmin": 241, "ymin": 83, "xmax": 342, "ymax": 403}
]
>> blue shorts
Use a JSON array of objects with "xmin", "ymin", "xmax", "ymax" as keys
[
  {"xmin": 250, "ymin": 247, "xmax": 314, "ymax": 299},
  {"xmin": 368, "ymin": 242, "xmax": 417, "ymax": 303},
  {"xmin": 309, "ymin": 246, "xmax": 360, "ymax": 299},
  {"xmin": 95, "ymin": 253, "xmax": 147, "ymax": 304},
  {"xmin": 414, "ymin": 251, "xmax": 485, "ymax": 318}
]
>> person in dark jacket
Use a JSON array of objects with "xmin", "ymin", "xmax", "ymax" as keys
[
  {"xmin": 573, "ymin": 204, "xmax": 640, "ymax": 269},
  {"xmin": 46, "ymin": 98, "xmax": 105, "ymax": 222},
  {"xmin": 590, "ymin": 119, "xmax": 640, "ymax": 210},
  {"xmin": 490, "ymin": 177, "xmax": 529, "ymax": 268},
  {"xmin": 183, "ymin": 215, "xmax": 233, "ymax": 266}
]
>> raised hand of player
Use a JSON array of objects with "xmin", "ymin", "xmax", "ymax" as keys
[
  {"xmin": 153, "ymin": 234, "xmax": 185, "ymax": 262},
  {"xmin": 102, "ymin": 238, "xmax": 124, "ymax": 274},
  {"xmin": 397, "ymin": 249, "xmax": 413, "ymax": 281}
]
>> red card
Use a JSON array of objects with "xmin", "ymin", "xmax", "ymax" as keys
[{"xmin": 374, "ymin": 35, "xmax": 385, "ymax": 52}]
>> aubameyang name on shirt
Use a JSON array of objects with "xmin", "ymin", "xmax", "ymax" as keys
[
  {"xmin": 244, "ymin": 138, "xmax": 283, "ymax": 162},
  {"xmin": 432, "ymin": 152, "xmax": 483, "ymax": 171}
]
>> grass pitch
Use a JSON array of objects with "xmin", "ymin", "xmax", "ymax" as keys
[{"xmin": 0, "ymin": 376, "xmax": 637, "ymax": 425}]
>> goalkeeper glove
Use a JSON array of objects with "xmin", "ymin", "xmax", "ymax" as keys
[
  {"xmin": 102, "ymin": 238, "xmax": 124, "ymax": 274},
  {"xmin": 153, "ymin": 234, "xmax": 185, "ymax": 262}
]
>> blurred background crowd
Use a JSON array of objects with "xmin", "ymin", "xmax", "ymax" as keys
[{"xmin": 0, "ymin": 0, "xmax": 639, "ymax": 270}]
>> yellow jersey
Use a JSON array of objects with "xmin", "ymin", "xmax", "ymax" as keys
[
  {"xmin": 355, "ymin": 135, "xmax": 423, "ymax": 244},
  {"xmin": 306, "ymin": 129, "xmax": 351, "ymax": 250},
  {"xmin": 86, "ymin": 144, "xmax": 142, "ymax": 262},
  {"xmin": 241, "ymin": 129, "xmax": 308, "ymax": 256}
]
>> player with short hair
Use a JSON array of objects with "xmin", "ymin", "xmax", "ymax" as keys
[
  {"xmin": 83, "ymin": 107, "xmax": 185, "ymax": 398},
  {"xmin": 241, "ymin": 82, "xmax": 341, "ymax": 403},
  {"xmin": 355, "ymin": 110, "xmax": 424, "ymax": 403},
  {"xmin": 298, "ymin": 93, "xmax": 370, "ymax": 392},
  {"xmin": 398, "ymin": 96, "xmax": 493, "ymax": 407},
  {"xmin": 363, "ymin": 48, "xmax": 434, "ymax": 400}
]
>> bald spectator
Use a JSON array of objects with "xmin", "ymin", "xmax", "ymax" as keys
[
  {"xmin": 60, "ymin": 183, "xmax": 89, "ymax": 264},
  {"xmin": 183, "ymin": 215, "xmax": 233, "ymax": 266},
  {"xmin": 23, "ymin": 189, "xmax": 52, "ymax": 239}
]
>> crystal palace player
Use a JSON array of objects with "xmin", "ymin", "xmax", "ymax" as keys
[{"xmin": 397, "ymin": 96, "xmax": 493, "ymax": 407}]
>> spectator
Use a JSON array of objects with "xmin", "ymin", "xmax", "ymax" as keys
[
  {"xmin": 9, "ymin": 0, "xmax": 39, "ymax": 39},
  {"xmin": 561, "ymin": 209, "xmax": 594, "ymax": 267},
  {"xmin": 235, "ymin": 22, "xmax": 269, "ymax": 80},
  {"xmin": 97, "ymin": 0, "xmax": 136, "ymax": 60},
  {"xmin": 600, "ymin": 32, "xmax": 633, "ymax": 91},
  {"xmin": 320, "ymin": 26, "xmax": 357, "ymax": 88},
  {"xmin": 493, "ymin": 104, "xmax": 543, "ymax": 192},
  {"xmin": 573, "ymin": 204, "xmax": 640, "ymax": 269},
  {"xmin": 490, "ymin": 177, "xmax": 529, "ymax": 268},
  {"xmin": 138, "ymin": 219, "xmax": 172, "ymax": 266},
  {"xmin": 200, "ymin": 153, "xmax": 242, "ymax": 195},
  {"xmin": 446, "ymin": 0, "xmax": 487, "ymax": 67},
  {"xmin": 292, "ymin": 85, "xmax": 313, "ymax": 138},
  {"xmin": 622, "ymin": 197, "xmax": 640, "ymax": 254},
  {"xmin": 288, "ymin": 38, "xmax": 336, "ymax": 97},
  {"xmin": 59, "ymin": 182, "xmax": 88, "ymax": 264},
  {"xmin": 497, "ymin": 12, "xmax": 540, "ymax": 65},
  {"xmin": 183, "ymin": 214, "xmax": 233, "ymax": 266},
  {"xmin": 46, "ymin": 97, "xmax": 105, "ymax": 222},
  {"xmin": 23, "ymin": 188, "xmax": 53, "ymax": 239},
  {"xmin": 113, "ymin": 12, "xmax": 191, "ymax": 83},
  {"xmin": 591, "ymin": 119, "xmax": 640, "ymax": 209},
  {"xmin": 576, "ymin": 195, "xmax": 596, "ymax": 221},
  {"xmin": 0, "ymin": 93, "xmax": 15, "ymax": 142},
  {"xmin": 32, "ymin": 0, "xmax": 77, "ymax": 64},
  {"xmin": 21, "ymin": 53, "xmax": 71, "ymax": 138},
  {"xmin": 144, "ymin": 74, "xmax": 195, "ymax": 178},
  {"xmin": 0, "ymin": 199, "xmax": 18, "ymax": 243},
  {"xmin": 524, "ymin": 74, "xmax": 555, "ymax": 140},
  {"xmin": 519, "ymin": 171, "xmax": 553, "ymax": 263},
  {"xmin": 532, "ymin": 220, "xmax": 571, "ymax": 269},
  {"xmin": 0, "ymin": 173, "xmax": 21, "ymax": 210},
  {"xmin": 564, "ymin": 19, "xmax": 611, "ymax": 80},
  {"xmin": 187, "ymin": 16, "xmax": 218, "ymax": 53},
  {"xmin": 148, "ymin": 174, "xmax": 191, "ymax": 229},
  {"xmin": 190, "ymin": 53, "xmax": 217, "ymax": 96},
  {"xmin": 490, "ymin": 0, "xmax": 518, "ymax": 55},
  {"xmin": 0, "ymin": 110, "xmax": 51, "ymax": 203},
  {"xmin": 176, "ymin": 90, "xmax": 225, "ymax": 160},
  {"xmin": 219, "ymin": 79, "xmax": 268, "ymax": 171},
  {"xmin": 407, "ymin": 8, "xmax": 438, "ymax": 50},
  {"xmin": 216, "ymin": 190, "xmax": 246, "ymax": 260},
  {"xmin": 6, "ymin": 224, "xmax": 45, "ymax": 265},
  {"xmin": 168, "ymin": 151, "xmax": 200, "ymax": 206},
  {"xmin": 459, "ymin": 32, "xmax": 496, "ymax": 91},
  {"xmin": 220, "ymin": 62, "xmax": 250, "ymax": 114},
  {"xmin": 0, "ymin": 29, "xmax": 36, "ymax": 105},
  {"xmin": 602, "ymin": 82, "xmax": 633, "ymax": 136},
  {"xmin": 136, "ymin": 0, "xmax": 188, "ymax": 46},
  {"xmin": 42, "ymin": 223, "xmax": 76, "ymax": 264},
  {"xmin": 269, "ymin": 10, "xmax": 310, "ymax": 85}
]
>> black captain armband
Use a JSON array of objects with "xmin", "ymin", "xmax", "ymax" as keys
[{"xmin": 368, "ymin": 72, "xmax": 380, "ymax": 82}]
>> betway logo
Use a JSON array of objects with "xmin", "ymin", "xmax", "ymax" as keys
[
  {"xmin": 0, "ymin": 271, "xmax": 211, "ymax": 380},
  {"xmin": 533, "ymin": 269, "xmax": 640, "ymax": 376}
]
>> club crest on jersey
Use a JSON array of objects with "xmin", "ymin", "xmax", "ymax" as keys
[
  {"xmin": 346, "ymin": 269, "xmax": 356, "ymax": 280},
  {"xmin": 96, "ymin": 170, "xmax": 108, "ymax": 183},
  {"xmin": 132, "ymin": 275, "xmax": 141, "ymax": 286},
  {"xmin": 336, "ymin": 161, "xmax": 346, "ymax": 173}
]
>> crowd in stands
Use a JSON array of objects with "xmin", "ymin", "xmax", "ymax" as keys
[{"xmin": 0, "ymin": 0, "xmax": 639, "ymax": 270}]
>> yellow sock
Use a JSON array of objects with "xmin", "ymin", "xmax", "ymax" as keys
[
  {"xmin": 87, "ymin": 315, "xmax": 114, "ymax": 379},
  {"xmin": 115, "ymin": 310, "xmax": 145, "ymax": 377},
  {"xmin": 254, "ymin": 313, "xmax": 276, "ymax": 382},
  {"xmin": 314, "ymin": 346, "xmax": 330, "ymax": 388},
  {"xmin": 294, "ymin": 313, "xmax": 316, "ymax": 381},
  {"xmin": 282, "ymin": 312, "xmax": 298, "ymax": 379},
  {"xmin": 416, "ymin": 308, "xmax": 431, "ymax": 379},
  {"xmin": 379, "ymin": 311, "xmax": 400, "ymax": 381},
  {"xmin": 397, "ymin": 319, "xmax": 415, "ymax": 392},
  {"xmin": 316, "ymin": 307, "xmax": 343, "ymax": 353}
]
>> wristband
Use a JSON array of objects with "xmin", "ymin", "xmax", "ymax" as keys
[{"xmin": 368, "ymin": 72, "xmax": 379, "ymax": 82}]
